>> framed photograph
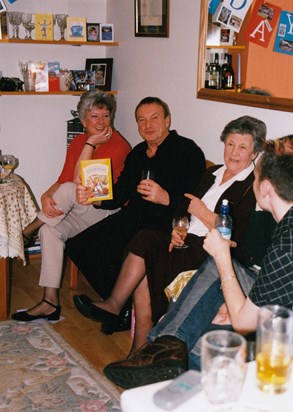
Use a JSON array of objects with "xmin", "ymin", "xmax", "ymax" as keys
[
  {"xmin": 86, "ymin": 23, "xmax": 100, "ymax": 42},
  {"xmin": 70, "ymin": 70, "xmax": 95, "ymax": 91},
  {"xmin": 135, "ymin": 0, "xmax": 169, "ymax": 37},
  {"xmin": 85, "ymin": 58, "xmax": 113, "ymax": 91},
  {"xmin": 99, "ymin": 23, "xmax": 114, "ymax": 42},
  {"xmin": 220, "ymin": 28, "xmax": 234, "ymax": 46}
]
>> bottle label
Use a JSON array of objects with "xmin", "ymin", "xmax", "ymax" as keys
[{"xmin": 217, "ymin": 226, "xmax": 232, "ymax": 240}]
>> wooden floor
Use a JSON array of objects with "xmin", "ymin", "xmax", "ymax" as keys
[{"xmin": 7, "ymin": 256, "xmax": 132, "ymax": 392}]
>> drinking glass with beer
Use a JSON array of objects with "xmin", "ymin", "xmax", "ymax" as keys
[{"xmin": 256, "ymin": 305, "xmax": 293, "ymax": 394}]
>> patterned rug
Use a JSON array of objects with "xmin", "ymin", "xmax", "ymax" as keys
[{"xmin": 0, "ymin": 321, "xmax": 121, "ymax": 411}]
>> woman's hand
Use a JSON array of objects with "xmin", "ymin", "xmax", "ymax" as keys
[
  {"xmin": 87, "ymin": 127, "xmax": 113, "ymax": 148},
  {"xmin": 169, "ymin": 229, "xmax": 187, "ymax": 252},
  {"xmin": 41, "ymin": 194, "xmax": 63, "ymax": 218},
  {"xmin": 137, "ymin": 179, "xmax": 169, "ymax": 206},
  {"xmin": 185, "ymin": 194, "xmax": 208, "ymax": 217},
  {"xmin": 76, "ymin": 183, "xmax": 93, "ymax": 205}
]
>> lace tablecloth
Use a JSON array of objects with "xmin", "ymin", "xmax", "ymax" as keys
[{"xmin": 0, "ymin": 174, "xmax": 38, "ymax": 264}]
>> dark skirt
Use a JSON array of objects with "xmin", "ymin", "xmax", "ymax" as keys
[{"xmin": 128, "ymin": 229, "xmax": 208, "ymax": 324}]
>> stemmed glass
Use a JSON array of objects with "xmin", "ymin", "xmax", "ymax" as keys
[
  {"xmin": 8, "ymin": 12, "xmax": 23, "ymax": 39},
  {"xmin": 0, "ymin": 155, "xmax": 17, "ymax": 181},
  {"xmin": 172, "ymin": 217, "xmax": 190, "ymax": 249},
  {"xmin": 56, "ymin": 14, "xmax": 68, "ymax": 40},
  {"xmin": 0, "ymin": 155, "xmax": 4, "ymax": 183},
  {"xmin": 21, "ymin": 13, "xmax": 33, "ymax": 40}
]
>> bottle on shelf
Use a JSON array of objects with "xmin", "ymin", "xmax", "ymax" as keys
[
  {"xmin": 205, "ymin": 63, "xmax": 210, "ymax": 88},
  {"xmin": 221, "ymin": 54, "xmax": 235, "ymax": 90},
  {"xmin": 215, "ymin": 199, "xmax": 232, "ymax": 240},
  {"xmin": 208, "ymin": 52, "xmax": 221, "ymax": 89}
]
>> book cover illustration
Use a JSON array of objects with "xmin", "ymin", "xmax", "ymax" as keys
[
  {"xmin": 48, "ymin": 62, "xmax": 60, "ymax": 91},
  {"xmin": 274, "ymin": 10, "xmax": 293, "ymax": 55},
  {"xmin": 66, "ymin": 16, "xmax": 87, "ymax": 42},
  {"xmin": 27, "ymin": 61, "xmax": 49, "ymax": 92},
  {"xmin": 81, "ymin": 158, "xmax": 113, "ymax": 203},
  {"xmin": 34, "ymin": 13, "xmax": 54, "ymax": 41}
]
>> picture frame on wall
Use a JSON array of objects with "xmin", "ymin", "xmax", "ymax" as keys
[
  {"xmin": 135, "ymin": 0, "xmax": 169, "ymax": 37},
  {"xmin": 86, "ymin": 23, "xmax": 100, "ymax": 42},
  {"xmin": 85, "ymin": 58, "xmax": 113, "ymax": 91},
  {"xmin": 99, "ymin": 23, "xmax": 114, "ymax": 42}
]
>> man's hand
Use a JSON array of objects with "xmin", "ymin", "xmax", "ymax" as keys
[
  {"xmin": 76, "ymin": 183, "xmax": 93, "ymax": 205},
  {"xmin": 203, "ymin": 228, "xmax": 233, "ymax": 259},
  {"xmin": 212, "ymin": 303, "xmax": 232, "ymax": 325},
  {"xmin": 137, "ymin": 179, "xmax": 169, "ymax": 205}
]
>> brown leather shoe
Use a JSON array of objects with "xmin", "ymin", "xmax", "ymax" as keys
[{"xmin": 103, "ymin": 335, "xmax": 188, "ymax": 389}]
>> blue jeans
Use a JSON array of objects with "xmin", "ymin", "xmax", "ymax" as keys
[{"xmin": 148, "ymin": 257, "xmax": 256, "ymax": 370}]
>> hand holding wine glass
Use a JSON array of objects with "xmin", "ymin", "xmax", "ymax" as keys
[{"xmin": 172, "ymin": 216, "xmax": 190, "ymax": 249}]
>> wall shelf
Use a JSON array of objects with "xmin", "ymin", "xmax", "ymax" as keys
[
  {"xmin": 0, "ymin": 91, "xmax": 118, "ymax": 95},
  {"xmin": 206, "ymin": 45, "xmax": 245, "ymax": 49},
  {"xmin": 0, "ymin": 39, "xmax": 118, "ymax": 46}
]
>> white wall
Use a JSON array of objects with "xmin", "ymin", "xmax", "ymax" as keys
[
  {"xmin": 108, "ymin": 0, "xmax": 293, "ymax": 154},
  {"xmin": 1, "ymin": 0, "xmax": 292, "ymax": 205}
]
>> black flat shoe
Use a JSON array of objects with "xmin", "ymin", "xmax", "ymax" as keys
[
  {"xmin": 101, "ymin": 307, "xmax": 132, "ymax": 335},
  {"xmin": 23, "ymin": 232, "xmax": 38, "ymax": 249},
  {"xmin": 73, "ymin": 295, "xmax": 119, "ymax": 324},
  {"xmin": 12, "ymin": 299, "xmax": 61, "ymax": 322}
]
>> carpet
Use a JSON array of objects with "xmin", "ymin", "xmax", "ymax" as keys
[{"xmin": 0, "ymin": 321, "xmax": 121, "ymax": 411}]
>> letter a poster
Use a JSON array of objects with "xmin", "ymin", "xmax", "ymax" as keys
[{"xmin": 244, "ymin": 0, "xmax": 281, "ymax": 48}]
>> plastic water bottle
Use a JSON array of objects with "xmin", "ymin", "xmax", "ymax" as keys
[{"xmin": 215, "ymin": 199, "xmax": 232, "ymax": 240}]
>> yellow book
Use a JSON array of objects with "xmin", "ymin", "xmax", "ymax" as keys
[
  {"xmin": 66, "ymin": 16, "xmax": 87, "ymax": 42},
  {"xmin": 34, "ymin": 14, "xmax": 54, "ymax": 41},
  {"xmin": 81, "ymin": 158, "xmax": 113, "ymax": 203}
]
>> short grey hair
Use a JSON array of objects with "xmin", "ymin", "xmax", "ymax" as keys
[
  {"xmin": 77, "ymin": 90, "xmax": 116, "ymax": 125},
  {"xmin": 220, "ymin": 116, "xmax": 267, "ymax": 154}
]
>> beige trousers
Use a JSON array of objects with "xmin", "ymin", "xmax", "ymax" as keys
[{"xmin": 38, "ymin": 182, "xmax": 117, "ymax": 288}]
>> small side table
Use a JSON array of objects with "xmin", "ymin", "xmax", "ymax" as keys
[{"xmin": 0, "ymin": 174, "xmax": 38, "ymax": 319}]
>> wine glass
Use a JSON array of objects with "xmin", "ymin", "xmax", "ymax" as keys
[
  {"xmin": 8, "ymin": 12, "xmax": 23, "ymax": 39},
  {"xmin": 0, "ymin": 155, "xmax": 5, "ymax": 183},
  {"xmin": 1, "ymin": 155, "xmax": 17, "ymax": 180},
  {"xmin": 21, "ymin": 13, "xmax": 33, "ymax": 40},
  {"xmin": 56, "ymin": 14, "xmax": 68, "ymax": 40},
  {"xmin": 141, "ymin": 169, "xmax": 155, "ymax": 180},
  {"xmin": 172, "ymin": 217, "xmax": 190, "ymax": 249}
]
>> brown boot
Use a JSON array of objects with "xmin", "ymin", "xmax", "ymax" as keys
[{"xmin": 103, "ymin": 335, "xmax": 188, "ymax": 389}]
